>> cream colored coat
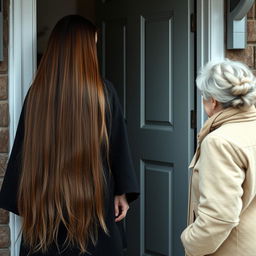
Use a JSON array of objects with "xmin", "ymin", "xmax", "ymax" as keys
[{"xmin": 181, "ymin": 106, "xmax": 256, "ymax": 256}]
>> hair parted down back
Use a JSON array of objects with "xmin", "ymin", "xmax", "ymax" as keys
[
  {"xmin": 196, "ymin": 59, "xmax": 256, "ymax": 109},
  {"xmin": 18, "ymin": 15, "xmax": 109, "ymax": 253}
]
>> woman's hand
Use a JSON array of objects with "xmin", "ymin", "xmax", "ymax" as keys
[{"xmin": 114, "ymin": 194, "xmax": 129, "ymax": 222}]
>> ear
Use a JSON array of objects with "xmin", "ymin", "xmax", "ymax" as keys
[
  {"xmin": 211, "ymin": 98, "xmax": 216, "ymax": 106},
  {"xmin": 211, "ymin": 98, "xmax": 220, "ymax": 110}
]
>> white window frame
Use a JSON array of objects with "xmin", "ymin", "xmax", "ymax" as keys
[{"xmin": 8, "ymin": 0, "xmax": 224, "ymax": 254}]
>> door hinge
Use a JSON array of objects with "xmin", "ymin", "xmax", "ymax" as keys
[
  {"xmin": 191, "ymin": 13, "xmax": 196, "ymax": 33},
  {"xmin": 191, "ymin": 110, "xmax": 197, "ymax": 129}
]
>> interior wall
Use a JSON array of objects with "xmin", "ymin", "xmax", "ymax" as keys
[
  {"xmin": 77, "ymin": 0, "xmax": 96, "ymax": 22},
  {"xmin": 37, "ymin": 0, "xmax": 95, "ymax": 54}
]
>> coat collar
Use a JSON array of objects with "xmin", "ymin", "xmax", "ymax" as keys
[{"xmin": 189, "ymin": 105, "xmax": 256, "ymax": 169}]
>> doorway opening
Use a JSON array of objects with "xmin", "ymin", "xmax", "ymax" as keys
[
  {"xmin": 37, "ymin": 1, "xmax": 196, "ymax": 255},
  {"xmin": 9, "ymin": 1, "xmax": 225, "ymax": 255},
  {"xmin": 37, "ymin": 0, "xmax": 96, "ymax": 65}
]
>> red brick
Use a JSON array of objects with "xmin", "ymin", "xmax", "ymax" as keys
[
  {"xmin": 0, "ymin": 210, "xmax": 9, "ymax": 224},
  {"xmin": 0, "ymin": 77, "xmax": 7, "ymax": 100},
  {"xmin": 0, "ymin": 104, "xmax": 8, "ymax": 127},
  {"xmin": 0, "ymin": 226, "xmax": 10, "ymax": 248},
  {"xmin": 247, "ymin": 20, "xmax": 256, "ymax": 42},
  {"xmin": 0, "ymin": 155, "xmax": 8, "ymax": 177},
  {"xmin": 255, "ymin": 47, "xmax": 256, "ymax": 69},
  {"xmin": 247, "ymin": 4, "xmax": 255, "ymax": 19},
  {"xmin": 0, "ymin": 250, "xmax": 9, "ymax": 256},
  {"xmin": 0, "ymin": 0, "xmax": 8, "ymax": 73},
  {"xmin": 0, "ymin": 0, "xmax": 10, "ymax": 252},
  {"xmin": 226, "ymin": 46, "xmax": 254, "ymax": 68},
  {"xmin": 0, "ymin": 50, "xmax": 8, "ymax": 73},
  {"xmin": 0, "ymin": 129, "xmax": 8, "ymax": 153}
]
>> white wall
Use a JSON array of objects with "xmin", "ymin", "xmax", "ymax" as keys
[{"xmin": 37, "ymin": 0, "xmax": 95, "ymax": 54}]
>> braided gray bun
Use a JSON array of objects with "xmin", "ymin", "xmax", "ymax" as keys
[{"xmin": 196, "ymin": 59, "xmax": 256, "ymax": 109}]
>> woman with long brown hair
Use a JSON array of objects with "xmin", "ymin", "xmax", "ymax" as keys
[{"xmin": 0, "ymin": 15, "xmax": 139, "ymax": 256}]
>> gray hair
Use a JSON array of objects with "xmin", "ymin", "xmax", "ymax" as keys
[{"xmin": 196, "ymin": 59, "xmax": 256, "ymax": 108}]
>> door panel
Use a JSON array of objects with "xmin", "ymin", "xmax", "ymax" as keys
[
  {"xmin": 143, "ymin": 13, "xmax": 173, "ymax": 127},
  {"xmin": 97, "ymin": 0, "xmax": 195, "ymax": 255},
  {"xmin": 140, "ymin": 14, "xmax": 172, "ymax": 129},
  {"xmin": 144, "ymin": 161, "xmax": 173, "ymax": 255}
]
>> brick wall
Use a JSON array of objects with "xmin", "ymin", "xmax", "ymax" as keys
[
  {"xmin": 0, "ymin": 0, "xmax": 10, "ymax": 255},
  {"xmin": 226, "ymin": 2, "xmax": 256, "ymax": 75}
]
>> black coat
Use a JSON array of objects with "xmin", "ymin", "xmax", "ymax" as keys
[{"xmin": 0, "ymin": 80, "xmax": 139, "ymax": 256}]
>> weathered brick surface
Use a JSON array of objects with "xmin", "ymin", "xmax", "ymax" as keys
[
  {"xmin": 0, "ymin": 130, "xmax": 8, "ymax": 153},
  {"xmin": 247, "ymin": 20, "xmax": 256, "ymax": 42},
  {"xmin": 0, "ymin": 227, "xmax": 10, "ymax": 248},
  {"xmin": 0, "ymin": 77, "xmax": 7, "ymax": 100},
  {"xmin": 226, "ymin": 46, "xmax": 254, "ymax": 68},
  {"xmin": 0, "ymin": 210, "xmax": 9, "ymax": 225},
  {"xmin": 248, "ymin": 4, "xmax": 255, "ymax": 19},
  {"xmin": 226, "ymin": 3, "xmax": 256, "ymax": 71},
  {"xmin": 226, "ymin": 3, "xmax": 255, "ymax": 68},
  {"xmin": 0, "ymin": 0, "xmax": 9, "ymax": 254},
  {"xmin": 255, "ymin": 46, "xmax": 256, "ymax": 70},
  {"xmin": 0, "ymin": 0, "xmax": 8, "ymax": 73},
  {"xmin": 0, "ymin": 155, "xmax": 8, "ymax": 177},
  {"xmin": 0, "ymin": 103, "xmax": 8, "ymax": 127},
  {"xmin": 0, "ymin": 250, "xmax": 9, "ymax": 256},
  {"xmin": 0, "ymin": 48, "xmax": 8, "ymax": 74}
]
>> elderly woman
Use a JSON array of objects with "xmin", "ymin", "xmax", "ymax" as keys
[{"xmin": 181, "ymin": 59, "xmax": 256, "ymax": 256}]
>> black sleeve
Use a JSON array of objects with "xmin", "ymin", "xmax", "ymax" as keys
[
  {"xmin": 106, "ymin": 81, "xmax": 139, "ymax": 203},
  {"xmin": 0, "ymin": 101, "xmax": 27, "ymax": 215}
]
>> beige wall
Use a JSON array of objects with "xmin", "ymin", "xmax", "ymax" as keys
[{"xmin": 37, "ymin": 0, "xmax": 95, "ymax": 54}]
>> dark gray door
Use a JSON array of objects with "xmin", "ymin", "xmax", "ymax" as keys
[{"xmin": 97, "ymin": 1, "xmax": 195, "ymax": 255}]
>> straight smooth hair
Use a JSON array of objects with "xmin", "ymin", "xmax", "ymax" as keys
[{"xmin": 18, "ymin": 15, "xmax": 109, "ymax": 253}]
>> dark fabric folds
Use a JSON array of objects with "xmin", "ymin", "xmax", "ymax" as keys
[{"xmin": 0, "ymin": 80, "xmax": 139, "ymax": 256}]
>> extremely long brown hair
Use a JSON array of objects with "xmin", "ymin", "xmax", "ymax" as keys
[{"xmin": 18, "ymin": 15, "xmax": 109, "ymax": 253}]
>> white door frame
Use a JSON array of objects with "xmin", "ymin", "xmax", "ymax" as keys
[
  {"xmin": 8, "ymin": 0, "xmax": 224, "ymax": 254},
  {"xmin": 196, "ymin": 0, "xmax": 225, "ymax": 130},
  {"xmin": 8, "ymin": 0, "xmax": 37, "ymax": 255}
]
